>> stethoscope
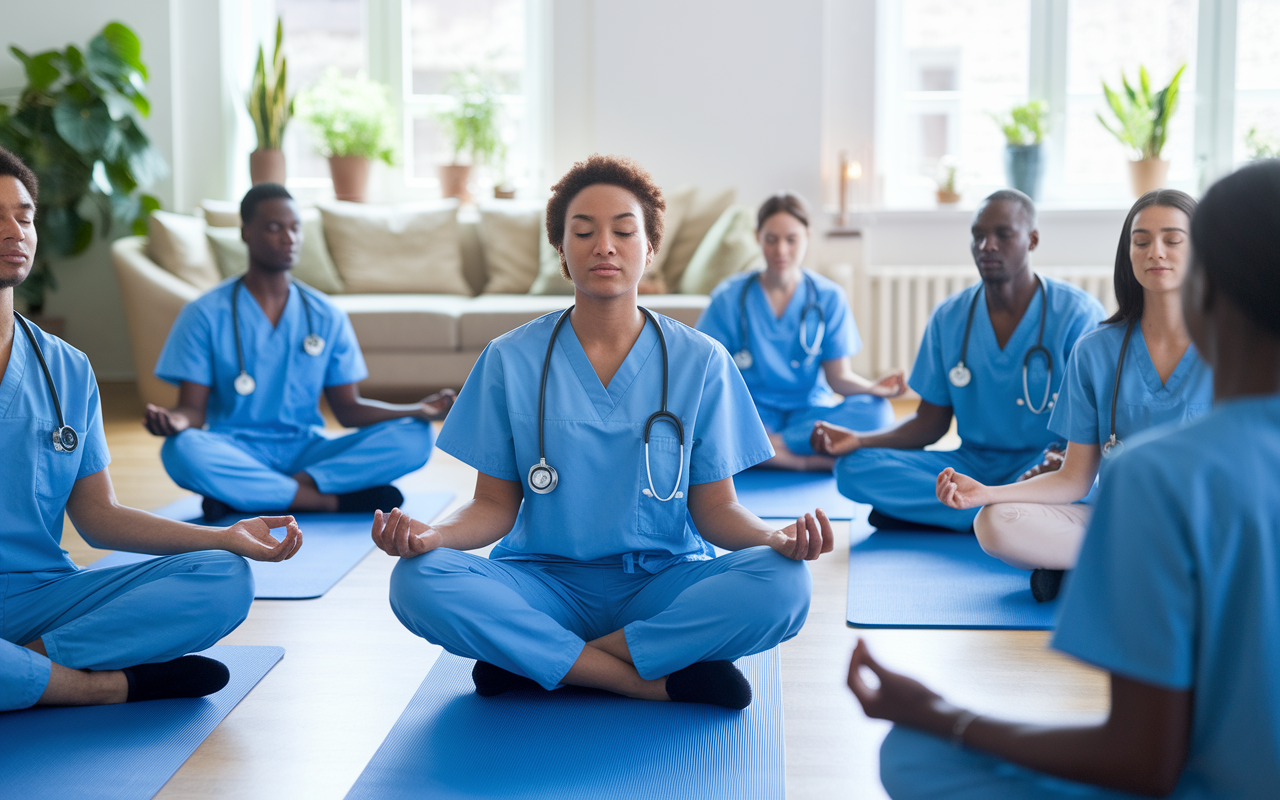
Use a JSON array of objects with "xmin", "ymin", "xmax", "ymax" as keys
[
  {"xmin": 230, "ymin": 277, "xmax": 325, "ymax": 396},
  {"xmin": 1101, "ymin": 320, "xmax": 1137, "ymax": 459},
  {"xmin": 949, "ymin": 276, "xmax": 1055, "ymax": 414},
  {"xmin": 14, "ymin": 312, "xmax": 78, "ymax": 453},
  {"xmin": 732, "ymin": 271, "xmax": 825, "ymax": 371},
  {"xmin": 527, "ymin": 306, "xmax": 685, "ymax": 502}
]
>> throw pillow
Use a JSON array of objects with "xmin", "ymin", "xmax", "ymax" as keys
[
  {"xmin": 678, "ymin": 205, "xmax": 763, "ymax": 295},
  {"xmin": 662, "ymin": 187, "xmax": 737, "ymax": 291},
  {"xmin": 319, "ymin": 201, "xmax": 470, "ymax": 295},
  {"xmin": 640, "ymin": 185, "xmax": 696, "ymax": 293},
  {"xmin": 528, "ymin": 209, "xmax": 575, "ymax": 295},
  {"xmin": 204, "ymin": 210, "xmax": 346, "ymax": 294},
  {"xmin": 146, "ymin": 211, "xmax": 221, "ymax": 290},
  {"xmin": 200, "ymin": 199, "xmax": 242, "ymax": 228},
  {"xmin": 478, "ymin": 202, "xmax": 541, "ymax": 294}
]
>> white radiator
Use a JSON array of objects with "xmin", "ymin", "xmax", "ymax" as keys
[{"xmin": 864, "ymin": 265, "xmax": 1117, "ymax": 376}]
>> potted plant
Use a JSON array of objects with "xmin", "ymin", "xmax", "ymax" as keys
[
  {"xmin": 935, "ymin": 155, "xmax": 960, "ymax": 204},
  {"xmin": 434, "ymin": 69, "xmax": 501, "ymax": 202},
  {"xmin": 0, "ymin": 22, "xmax": 164, "ymax": 322},
  {"xmin": 297, "ymin": 70, "xmax": 396, "ymax": 202},
  {"xmin": 247, "ymin": 18, "xmax": 292, "ymax": 185},
  {"xmin": 1245, "ymin": 127, "xmax": 1279, "ymax": 161},
  {"xmin": 1097, "ymin": 64, "xmax": 1185, "ymax": 197},
  {"xmin": 493, "ymin": 140, "xmax": 515, "ymax": 199},
  {"xmin": 992, "ymin": 100, "xmax": 1048, "ymax": 201}
]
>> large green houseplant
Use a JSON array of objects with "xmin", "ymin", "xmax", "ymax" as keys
[
  {"xmin": 247, "ymin": 18, "xmax": 293, "ymax": 185},
  {"xmin": 1097, "ymin": 63, "xmax": 1185, "ymax": 196},
  {"xmin": 434, "ymin": 69, "xmax": 502, "ymax": 201},
  {"xmin": 0, "ymin": 22, "xmax": 164, "ymax": 314},
  {"xmin": 298, "ymin": 70, "xmax": 396, "ymax": 202},
  {"xmin": 991, "ymin": 100, "xmax": 1048, "ymax": 201}
]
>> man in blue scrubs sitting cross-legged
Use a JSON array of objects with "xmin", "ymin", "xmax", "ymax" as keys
[
  {"xmin": 0, "ymin": 147, "xmax": 302, "ymax": 712},
  {"xmin": 813, "ymin": 190, "xmax": 1105, "ymax": 532},
  {"xmin": 145, "ymin": 184, "xmax": 454, "ymax": 521}
]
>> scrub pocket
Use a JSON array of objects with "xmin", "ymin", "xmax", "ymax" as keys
[
  {"xmin": 636, "ymin": 434, "xmax": 687, "ymax": 538},
  {"xmin": 30, "ymin": 418, "xmax": 83, "ymax": 502}
]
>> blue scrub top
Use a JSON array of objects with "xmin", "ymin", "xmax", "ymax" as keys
[
  {"xmin": 154, "ymin": 278, "xmax": 367, "ymax": 438},
  {"xmin": 1053, "ymin": 395, "xmax": 1280, "ymax": 798},
  {"xmin": 437, "ymin": 311, "xmax": 774, "ymax": 570},
  {"xmin": 1, "ymin": 321, "xmax": 111, "ymax": 574},
  {"xmin": 696, "ymin": 269, "xmax": 860, "ymax": 411},
  {"xmin": 1049, "ymin": 321, "xmax": 1213, "ymax": 447},
  {"xmin": 910, "ymin": 277, "xmax": 1104, "ymax": 451}
]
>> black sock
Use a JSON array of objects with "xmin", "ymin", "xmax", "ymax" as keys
[
  {"xmin": 867, "ymin": 508, "xmax": 941, "ymax": 532},
  {"xmin": 1030, "ymin": 569, "xmax": 1066, "ymax": 603},
  {"xmin": 201, "ymin": 496, "xmax": 238, "ymax": 523},
  {"xmin": 337, "ymin": 485, "xmax": 405, "ymax": 513},
  {"xmin": 665, "ymin": 661, "xmax": 752, "ymax": 709},
  {"xmin": 122, "ymin": 655, "xmax": 230, "ymax": 702},
  {"xmin": 472, "ymin": 661, "xmax": 544, "ymax": 697}
]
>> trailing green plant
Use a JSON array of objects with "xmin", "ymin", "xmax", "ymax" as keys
[
  {"xmin": 248, "ymin": 18, "xmax": 292, "ymax": 151},
  {"xmin": 435, "ymin": 69, "xmax": 502, "ymax": 166},
  {"xmin": 1097, "ymin": 64, "xmax": 1185, "ymax": 161},
  {"xmin": 935, "ymin": 155, "xmax": 959, "ymax": 192},
  {"xmin": 297, "ymin": 70, "xmax": 396, "ymax": 164},
  {"xmin": 1245, "ymin": 127, "xmax": 1279, "ymax": 160},
  {"xmin": 991, "ymin": 100, "xmax": 1048, "ymax": 146},
  {"xmin": 0, "ymin": 21, "xmax": 164, "ymax": 313}
]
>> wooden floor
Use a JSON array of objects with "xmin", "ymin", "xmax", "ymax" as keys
[{"xmin": 62, "ymin": 384, "xmax": 1109, "ymax": 799}]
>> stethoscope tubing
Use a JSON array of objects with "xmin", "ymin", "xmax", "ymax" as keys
[
  {"xmin": 14, "ymin": 311, "xmax": 78, "ymax": 452},
  {"xmin": 952, "ymin": 277, "xmax": 1054, "ymax": 414},
  {"xmin": 230, "ymin": 277, "xmax": 322, "ymax": 395},
  {"xmin": 1102, "ymin": 320, "xmax": 1137, "ymax": 458},
  {"xmin": 735, "ymin": 271, "xmax": 825, "ymax": 369}
]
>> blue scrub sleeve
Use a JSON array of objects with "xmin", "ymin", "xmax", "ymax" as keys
[
  {"xmin": 77, "ymin": 364, "xmax": 112, "ymax": 479},
  {"xmin": 435, "ymin": 343, "xmax": 521, "ymax": 481},
  {"xmin": 694, "ymin": 282, "xmax": 739, "ymax": 354},
  {"xmin": 819, "ymin": 283, "xmax": 858, "ymax": 361},
  {"xmin": 154, "ymin": 303, "xmax": 214, "ymax": 387},
  {"xmin": 323, "ymin": 311, "xmax": 369, "ymax": 387},
  {"xmin": 1052, "ymin": 449, "xmax": 1195, "ymax": 690},
  {"xmin": 688, "ymin": 345, "xmax": 774, "ymax": 484},
  {"xmin": 1047, "ymin": 339, "xmax": 1101, "ymax": 444},
  {"xmin": 908, "ymin": 306, "xmax": 952, "ymax": 408}
]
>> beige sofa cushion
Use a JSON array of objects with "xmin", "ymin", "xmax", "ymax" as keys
[
  {"xmin": 204, "ymin": 210, "xmax": 346, "ymax": 294},
  {"xmin": 641, "ymin": 185, "xmax": 695, "ymax": 292},
  {"xmin": 678, "ymin": 205, "xmax": 763, "ymax": 295},
  {"xmin": 477, "ymin": 203, "xmax": 541, "ymax": 294},
  {"xmin": 146, "ymin": 211, "xmax": 220, "ymax": 290},
  {"xmin": 330, "ymin": 294, "xmax": 462, "ymax": 352},
  {"xmin": 663, "ymin": 187, "xmax": 737, "ymax": 290},
  {"xmin": 528, "ymin": 217, "xmax": 575, "ymax": 296},
  {"xmin": 320, "ymin": 201, "xmax": 470, "ymax": 295},
  {"xmin": 200, "ymin": 198, "xmax": 242, "ymax": 228},
  {"xmin": 458, "ymin": 295, "xmax": 575, "ymax": 349}
]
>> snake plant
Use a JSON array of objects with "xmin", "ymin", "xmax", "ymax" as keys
[{"xmin": 248, "ymin": 19, "xmax": 292, "ymax": 151}]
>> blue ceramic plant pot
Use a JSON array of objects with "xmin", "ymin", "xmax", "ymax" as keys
[{"xmin": 1004, "ymin": 143, "xmax": 1045, "ymax": 201}]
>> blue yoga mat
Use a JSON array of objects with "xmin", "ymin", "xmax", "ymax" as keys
[
  {"xmin": 733, "ymin": 468, "xmax": 861, "ymax": 520},
  {"xmin": 87, "ymin": 491, "xmax": 454, "ymax": 600},
  {"xmin": 0, "ymin": 644, "xmax": 283, "ymax": 800},
  {"xmin": 847, "ymin": 530, "xmax": 1057, "ymax": 629},
  {"xmin": 346, "ymin": 649, "xmax": 784, "ymax": 800}
]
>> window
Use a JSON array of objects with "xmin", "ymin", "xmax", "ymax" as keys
[{"xmin": 1234, "ymin": 0, "xmax": 1280, "ymax": 163}]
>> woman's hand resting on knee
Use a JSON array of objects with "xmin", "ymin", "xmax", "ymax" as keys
[
  {"xmin": 769, "ymin": 509, "xmax": 834, "ymax": 560},
  {"xmin": 225, "ymin": 515, "xmax": 303, "ymax": 561},
  {"xmin": 935, "ymin": 467, "xmax": 992, "ymax": 510},
  {"xmin": 371, "ymin": 508, "xmax": 442, "ymax": 558}
]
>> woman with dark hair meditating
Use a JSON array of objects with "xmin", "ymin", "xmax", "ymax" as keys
[{"xmin": 373, "ymin": 155, "xmax": 832, "ymax": 709}]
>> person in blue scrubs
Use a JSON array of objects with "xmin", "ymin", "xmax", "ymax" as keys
[
  {"xmin": 843, "ymin": 161, "xmax": 1280, "ymax": 800},
  {"xmin": 937, "ymin": 190, "xmax": 1211, "ymax": 601},
  {"xmin": 0, "ymin": 148, "xmax": 302, "ymax": 712},
  {"xmin": 812, "ymin": 190, "xmax": 1105, "ymax": 532},
  {"xmin": 145, "ymin": 184, "xmax": 453, "ymax": 521},
  {"xmin": 696, "ymin": 193, "xmax": 904, "ymax": 470},
  {"xmin": 375, "ymin": 155, "xmax": 834, "ymax": 709}
]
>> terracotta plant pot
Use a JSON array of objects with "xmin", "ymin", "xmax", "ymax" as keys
[
  {"xmin": 1129, "ymin": 158, "xmax": 1170, "ymax": 197},
  {"xmin": 249, "ymin": 149, "xmax": 286, "ymax": 186},
  {"xmin": 494, "ymin": 185, "xmax": 516, "ymax": 200},
  {"xmin": 329, "ymin": 156, "xmax": 371, "ymax": 203},
  {"xmin": 936, "ymin": 188, "xmax": 961, "ymax": 205},
  {"xmin": 438, "ymin": 164, "xmax": 472, "ymax": 202}
]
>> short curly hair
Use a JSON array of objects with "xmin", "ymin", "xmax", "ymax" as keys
[
  {"xmin": 545, "ymin": 154, "xmax": 666, "ymax": 278},
  {"xmin": 0, "ymin": 146, "xmax": 39, "ymax": 205}
]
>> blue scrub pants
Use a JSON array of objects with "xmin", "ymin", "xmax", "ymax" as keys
[
  {"xmin": 836, "ymin": 445, "xmax": 1045, "ymax": 531},
  {"xmin": 389, "ymin": 546, "xmax": 812, "ymax": 690},
  {"xmin": 162, "ymin": 417, "xmax": 434, "ymax": 511},
  {"xmin": 0, "ymin": 552, "xmax": 253, "ymax": 711},
  {"xmin": 880, "ymin": 726, "xmax": 1144, "ymax": 799},
  {"xmin": 757, "ymin": 395, "xmax": 895, "ymax": 456}
]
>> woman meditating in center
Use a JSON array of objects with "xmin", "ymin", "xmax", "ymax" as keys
[{"xmin": 373, "ymin": 155, "xmax": 832, "ymax": 709}]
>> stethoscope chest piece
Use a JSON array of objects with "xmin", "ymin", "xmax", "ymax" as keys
[
  {"xmin": 234, "ymin": 372, "xmax": 257, "ymax": 396},
  {"xmin": 52, "ymin": 425, "xmax": 78, "ymax": 453},
  {"xmin": 948, "ymin": 363, "xmax": 972, "ymax": 387},
  {"xmin": 303, "ymin": 333, "xmax": 326, "ymax": 357},
  {"xmin": 733, "ymin": 349, "xmax": 754, "ymax": 370},
  {"xmin": 528, "ymin": 458, "xmax": 558, "ymax": 494},
  {"xmin": 1101, "ymin": 436, "xmax": 1124, "ymax": 459}
]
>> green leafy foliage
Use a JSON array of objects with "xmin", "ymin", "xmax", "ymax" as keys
[
  {"xmin": 434, "ymin": 69, "xmax": 503, "ymax": 166},
  {"xmin": 990, "ymin": 100, "xmax": 1048, "ymax": 146},
  {"xmin": 1097, "ymin": 64, "xmax": 1185, "ymax": 161},
  {"xmin": 297, "ymin": 70, "xmax": 396, "ymax": 165},
  {"xmin": 247, "ymin": 19, "xmax": 293, "ymax": 151},
  {"xmin": 1245, "ymin": 127, "xmax": 1279, "ymax": 160},
  {"xmin": 0, "ymin": 21, "xmax": 164, "ymax": 312}
]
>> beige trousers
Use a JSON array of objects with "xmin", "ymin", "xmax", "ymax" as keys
[{"xmin": 973, "ymin": 502, "xmax": 1093, "ymax": 571}]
